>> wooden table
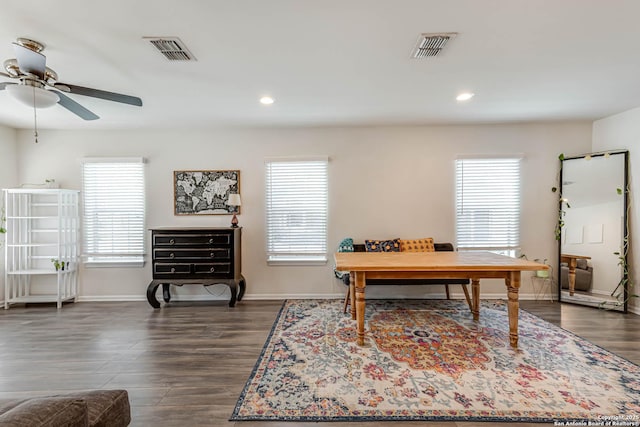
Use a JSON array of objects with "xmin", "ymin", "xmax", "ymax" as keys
[
  {"xmin": 560, "ymin": 253, "xmax": 591, "ymax": 296},
  {"xmin": 334, "ymin": 251, "xmax": 548, "ymax": 348}
]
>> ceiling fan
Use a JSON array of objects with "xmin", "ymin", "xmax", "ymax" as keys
[{"xmin": 0, "ymin": 38, "xmax": 142, "ymax": 121}]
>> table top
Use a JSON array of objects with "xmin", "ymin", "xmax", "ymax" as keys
[
  {"xmin": 560, "ymin": 253, "xmax": 591, "ymax": 260},
  {"xmin": 334, "ymin": 251, "xmax": 548, "ymax": 272}
]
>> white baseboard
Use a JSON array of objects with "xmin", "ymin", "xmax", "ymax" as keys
[
  {"xmin": 77, "ymin": 293, "xmax": 344, "ymax": 302},
  {"xmin": 589, "ymin": 289, "xmax": 612, "ymax": 297},
  {"xmin": 77, "ymin": 295, "xmax": 147, "ymax": 302}
]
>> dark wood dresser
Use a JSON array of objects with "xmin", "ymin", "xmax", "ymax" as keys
[{"xmin": 146, "ymin": 227, "xmax": 245, "ymax": 308}]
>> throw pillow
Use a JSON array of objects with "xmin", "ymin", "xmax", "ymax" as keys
[
  {"xmin": 334, "ymin": 237, "xmax": 354, "ymax": 280},
  {"xmin": 337, "ymin": 237, "xmax": 354, "ymax": 253},
  {"xmin": 365, "ymin": 238, "xmax": 401, "ymax": 252},
  {"xmin": 576, "ymin": 259, "xmax": 589, "ymax": 270},
  {"xmin": 400, "ymin": 238, "xmax": 435, "ymax": 252}
]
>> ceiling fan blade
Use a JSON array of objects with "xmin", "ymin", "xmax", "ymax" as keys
[
  {"xmin": 13, "ymin": 42, "xmax": 46, "ymax": 79},
  {"xmin": 52, "ymin": 90, "xmax": 99, "ymax": 120},
  {"xmin": 58, "ymin": 83, "xmax": 143, "ymax": 106},
  {"xmin": 0, "ymin": 82, "xmax": 16, "ymax": 90},
  {"xmin": 51, "ymin": 82, "xmax": 70, "ymax": 92}
]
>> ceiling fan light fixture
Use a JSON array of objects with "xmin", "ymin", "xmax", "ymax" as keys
[{"xmin": 6, "ymin": 84, "xmax": 59, "ymax": 108}]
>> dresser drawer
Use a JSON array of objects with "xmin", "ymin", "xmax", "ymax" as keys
[
  {"xmin": 193, "ymin": 263, "xmax": 231, "ymax": 275},
  {"xmin": 153, "ymin": 262, "xmax": 232, "ymax": 277},
  {"xmin": 153, "ymin": 263, "xmax": 191, "ymax": 275},
  {"xmin": 153, "ymin": 233, "xmax": 231, "ymax": 247},
  {"xmin": 154, "ymin": 248, "xmax": 231, "ymax": 261}
]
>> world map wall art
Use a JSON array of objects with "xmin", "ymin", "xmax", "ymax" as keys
[{"xmin": 174, "ymin": 170, "xmax": 240, "ymax": 215}]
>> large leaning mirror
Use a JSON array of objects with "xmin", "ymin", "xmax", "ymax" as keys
[{"xmin": 558, "ymin": 150, "xmax": 629, "ymax": 312}]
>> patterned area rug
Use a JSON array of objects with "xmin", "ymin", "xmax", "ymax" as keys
[{"xmin": 231, "ymin": 300, "xmax": 640, "ymax": 422}]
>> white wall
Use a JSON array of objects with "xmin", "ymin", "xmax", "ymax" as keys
[
  {"xmin": 14, "ymin": 122, "xmax": 592, "ymax": 301},
  {"xmin": 0, "ymin": 126, "xmax": 17, "ymax": 187},
  {"xmin": 593, "ymin": 108, "xmax": 640, "ymax": 312},
  {"xmin": 0, "ymin": 125, "xmax": 18, "ymax": 299}
]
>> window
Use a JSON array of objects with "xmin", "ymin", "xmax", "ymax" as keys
[
  {"xmin": 455, "ymin": 157, "xmax": 521, "ymax": 257},
  {"xmin": 81, "ymin": 158, "xmax": 146, "ymax": 267},
  {"xmin": 265, "ymin": 157, "xmax": 328, "ymax": 264}
]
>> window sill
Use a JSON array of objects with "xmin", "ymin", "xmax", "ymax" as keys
[
  {"xmin": 267, "ymin": 257, "xmax": 327, "ymax": 266},
  {"xmin": 84, "ymin": 259, "xmax": 146, "ymax": 268}
]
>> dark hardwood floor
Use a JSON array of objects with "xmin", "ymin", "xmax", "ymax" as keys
[{"xmin": 0, "ymin": 298, "xmax": 638, "ymax": 426}]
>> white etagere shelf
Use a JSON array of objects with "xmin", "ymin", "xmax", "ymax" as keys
[{"xmin": 3, "ymin": 188, "xmax": 80, "ymax": 309}]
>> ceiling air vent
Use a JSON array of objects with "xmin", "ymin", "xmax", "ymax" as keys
[
  {"xmin": 411, "ymin": 33, "xmax": 457, "ymax": 58},
  {"xmin": 144, "ymin": 37, "xmax": 196, "ymax": 61}
]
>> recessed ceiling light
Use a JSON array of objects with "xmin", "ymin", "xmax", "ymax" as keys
[
  {"xmin": 456, "ymin": 92, "xmax": 474, "ymax": 101},
  {"xmin": 260, "ymin": 96, "xmax": 274, "ymax": 105}
]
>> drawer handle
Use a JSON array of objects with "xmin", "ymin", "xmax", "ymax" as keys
[
  {"xmin": 210, "ymin": 252, "xmax": 215, "ymax": 258},
  {"xmin": 169, "ymin": 239, "xmax": 175, "ymax": 245},
  {"xmin": 210, "ymin": 267, "xmax": 215, "ymax": 272},
  {"xmin": 170, "ymin": 253, "xmax": 175, "ymax": 258},
  {"xmin": 209, "ymin": 238, "xmax": 214, "ymax": 244},
  {"xmin": 170, "ymin": 268, "xmax": 175, "ymax": 273}
]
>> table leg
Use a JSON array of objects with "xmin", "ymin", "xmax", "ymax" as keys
[
  {"xmin": 471, "ymin": 279, "xmax": 480, "ymax": 321},
  {"xmin": 568, "ymin": 258, "xmax": 577, "ymax": 296},
  {"xmin": 461, "ymin": 282, "xmax": 472, "ymax": 310},
  {"xmin": 349, "ymin": 272, "xmax": 356, "ymax": 320},
  {"xmin": 354, "ymin": 271, "xmax": 366, "ymax": 346},
  {"xmin": 507, "ymin": 272, "xmax": 521, "ymax": 348}
]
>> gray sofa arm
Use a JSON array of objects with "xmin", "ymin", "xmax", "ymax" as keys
[{"xmin": 560, "ymin": 265, "xmax": 593, "ymax": 292}]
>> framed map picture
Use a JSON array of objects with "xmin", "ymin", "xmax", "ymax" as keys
[{"xmin": 174, "ymin": 170, "xmax": 240, "ymax": 215}]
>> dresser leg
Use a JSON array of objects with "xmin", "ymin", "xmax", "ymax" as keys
[
  {"xmin": 237, "ymin": 275, "xmax": 246, "ymax": 301},
  {"xmin": 228, "ymin": 281, "xmax": 238, "ymax": 307},
  {"xmin": 146, "ymin": 282, "xmax": 161, "ymax": 308},
  {"xmin": 162, "ymin": 283, "xmax": 171, "ymax": 302}
]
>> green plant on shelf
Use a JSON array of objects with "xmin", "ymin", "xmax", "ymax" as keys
[
  {"xmin": 519, "ymin": 254, "xmax": 552, "ymax": 278},
  {"xmin": 534, "ymin": 259, "xmax": 550, "ymax": 278},
  {"xmin": 0, "ymin": 206, "xmax": 6, "ymax": 249},
  {"xmin": 0, "ymin": 206, "xmax": 6, "ymax": 235},
  {"xmin": 50, "ymin": 258, "xmax": 66, "ymax": 271}
]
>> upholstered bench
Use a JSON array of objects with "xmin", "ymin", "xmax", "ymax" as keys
[
  {"xmin": 0, "ymin": 389, "xmax": 130, "ymax": 427},
  {"xmin": 336, "ymin": 241, "xmax": 471, "ymax": 313}
]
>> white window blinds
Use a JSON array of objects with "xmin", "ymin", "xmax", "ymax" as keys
[
  {"xmin": 82, "ymin": 158, "xmax": 146, "ymax": 266},
  {"xmin": 455, "ymin": 157, "xmax": 521, "ymax": 253},
  {"xmin": 265, "ymin": 158, "xmax": 328, "ymax": 263}
]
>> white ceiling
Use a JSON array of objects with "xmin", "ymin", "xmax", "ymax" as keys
[{"xmin": 1, "ymin": 0, "xmax": 640, "ymax": 130}]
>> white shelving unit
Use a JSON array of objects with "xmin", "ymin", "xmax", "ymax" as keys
[{"xmin": 3, "ymin": 189, "xmax": 80, "ymax": 309}]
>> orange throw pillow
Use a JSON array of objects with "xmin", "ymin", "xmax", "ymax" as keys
[{"xmin": 400, "ymin": 238, "xmax": 435, "ymax": 252}]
